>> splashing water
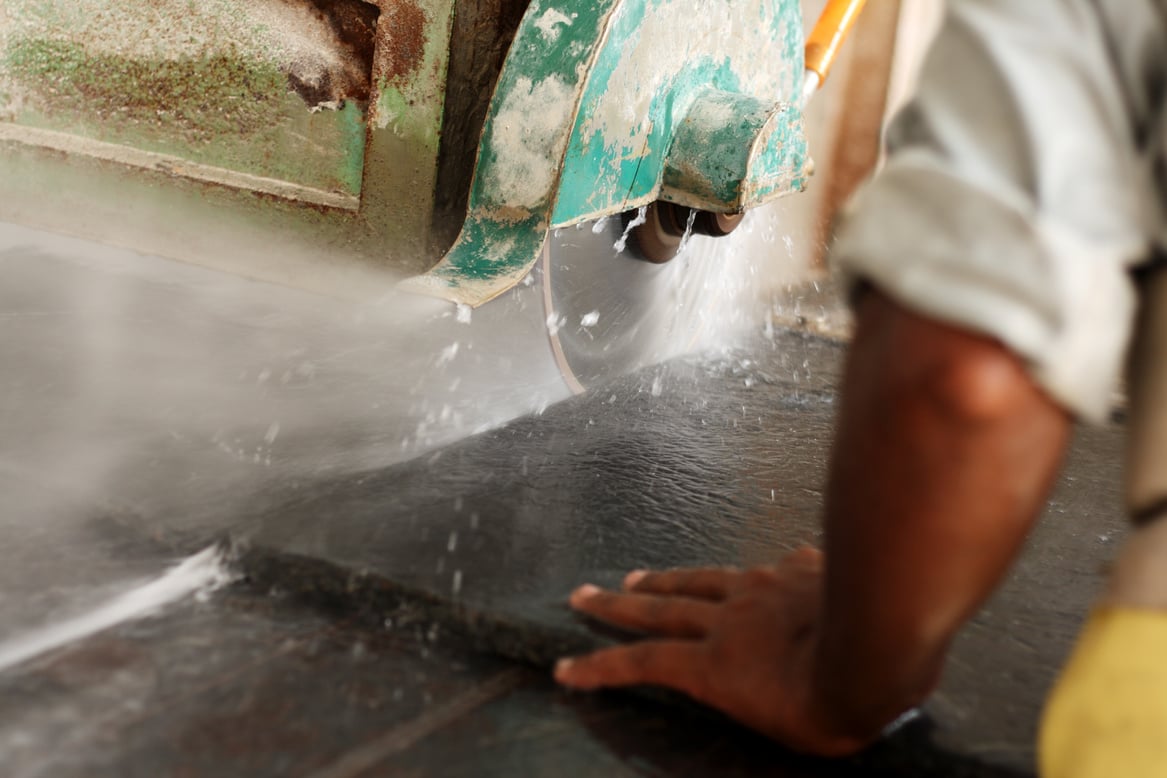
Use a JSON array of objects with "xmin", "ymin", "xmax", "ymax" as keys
[
  {"xmin": 612, "ymin": 205, "xmax": 648, "ymax": 253},
  {"xmin": 0, "ymin": 546, "xmax": 234, "ymax": 674},
  {"xmin": 0, "ymin": 187, "xmax": 816, "ymax": 668},
  {"xmin": 0, "ymin": 221, "xmax": 578, "ymax": 668},
  {"xmin": 676, "ymin": 208, "xmax": 698, "ymax": 254}
]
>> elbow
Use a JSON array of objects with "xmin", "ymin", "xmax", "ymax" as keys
[
  {"xmin": 926, "ymin": 339, "xmax": 1043, "ymax": 426},
  {"xmin": 854, "ymin": 289, "xmax": 1067, "ymax": 430}
]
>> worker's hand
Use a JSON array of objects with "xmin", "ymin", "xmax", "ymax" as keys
[{"xmin": 555, "ymin": 547, "xmax": 874, "ymax": 757}]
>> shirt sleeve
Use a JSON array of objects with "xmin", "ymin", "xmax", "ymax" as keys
[{"xmin": 831, "ymin": 0, "xmax": 1155, "ymax": 422}]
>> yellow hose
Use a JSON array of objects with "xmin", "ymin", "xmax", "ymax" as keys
[{"xmin": 804, "ymin": 0, "xmax": 868, "ymax": 84}]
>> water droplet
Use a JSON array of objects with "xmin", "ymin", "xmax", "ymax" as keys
[
  {"xmin": 436, "ymin": 342, "xmax": 459, "ymax": 366},
  {"xmin": 612, "ymin": 205, "xmax": 647, "ymax": 253},
  {"xmin": 676, "ymin": 209, "xmax": 698, "ymax": 254},
  {"xmin": 545, "ymin": 313, "xmax": 565, "ymax": 337}
]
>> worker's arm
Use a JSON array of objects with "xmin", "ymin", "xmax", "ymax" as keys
[
  {"xmin": 812, "ymin": 288, "xmax": 1072, "ymax": 737},
  {"xmin": 555, "ymin": 289, "xmax": 1072, "ymax": 754}
]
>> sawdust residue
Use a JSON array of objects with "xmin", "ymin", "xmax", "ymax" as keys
[
  {"xmin": 484, "ymin": 74, "xmax": 575, "ymax": 209},
  {"xmin": 243, "ymin": 0, "xmax": 380, "ymax": 106},
  {"xmin": 535, "ymin": 8, "xmax": 574, "ymax": 43},
  {"xmin": 3, "ymin": 0, "xmax": 378, "ymax": 110},
  {"xmin": 579, "ymin": 0, "xmax": 800, "ymax": 167}
]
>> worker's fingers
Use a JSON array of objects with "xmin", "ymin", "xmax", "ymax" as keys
[
  {"xmin": 569, "ymin": 584, "xmax": 718, "ymax": 638},
  {"xmin": 620, "ymin": 566, "xmax": 739, "ymax": 600},
  {"xmin": 555, "ymin": 640, "xmax": 708, "ymax": 694},
  {"xmin": 783, "ymin": 546, "xmax": 824, "ymax": 571}
]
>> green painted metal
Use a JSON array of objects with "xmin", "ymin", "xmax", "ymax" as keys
[
  {"xmin": 399, "ymin": 0, "xmax": 619, "ymax": 304},
  {"xmin": 0, "ymin": 0, "xmax": 459, "ymax": 271},
  {"xmin": 660, "ymin": 90, "xmax": 808, "ymax": 210},
  {"xmin": 0, "ymin": 0, "xmax": 808, "ymax": 304},
  {"xmin": 401, "ymin": 0, "xmax": 810, "ymax": 307},
  {"xmin": 0, "ymin": 1, "xmax": 373, "ymax": 197},
  {"xmin": 553, "ymin": 0, "xmax": 806, "ymax": 224}
]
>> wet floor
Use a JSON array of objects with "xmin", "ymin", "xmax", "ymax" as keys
[
  {"xmin": 0, "ymin": 223, "xmax": 1127, "ymax": 777},
  {"xmin": 0, "ymin": 221, "xmax": 572, "ymax": 642}
]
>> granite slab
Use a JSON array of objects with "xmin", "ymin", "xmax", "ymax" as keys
[{"xmin": 232, "ymin": 330, "xmax": 1126, "ymax": 775}]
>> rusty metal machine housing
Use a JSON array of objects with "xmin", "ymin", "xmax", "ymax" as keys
[
  {"xmin": 0, "ymin": 0, "xmax": 526, "ymax": 297},
  {"xmin": 0, "ymin": 1, "xmax": 875, "ymax": 318}
]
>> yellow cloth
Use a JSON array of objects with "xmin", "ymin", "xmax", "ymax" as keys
[{"xmin": 1040, "ymin": 608, "xmax": 1167, "ymax": 778}]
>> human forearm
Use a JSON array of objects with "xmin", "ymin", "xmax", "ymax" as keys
[{"xmin": 811, "ymin": 290, "xmax": 1073, "ymax": 737}]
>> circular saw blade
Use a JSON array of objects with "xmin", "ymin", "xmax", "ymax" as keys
[{"xmin": 541, "ymin": 208, "xmax": 772, "ymax": 393}]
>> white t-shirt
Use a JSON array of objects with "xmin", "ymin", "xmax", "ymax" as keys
[{"xmin": 833, "ymin": 0, "xmax": 1167, "ymax": 422}]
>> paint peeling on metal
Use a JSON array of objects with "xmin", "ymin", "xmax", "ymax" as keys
[
  {"xmin": 4, "ymin": 0, "xmax": 377, "ymax": 108},
  {"xmin": 659, "ymin": 89, "xmax": 809, "ymax": 210},
  {"xmin": 404, "ymin": 0, "xmax": 809, "ymax": 306},
  {"xmin": 0, "ymin": 0, "xmax": 465, "ymax": 284},
  {"xmin": 0, "ymin": 0, "xmax": 380, "ymax": 195},
  {"xmin": 397, "ymin": 0, "xmax": 614, "ymax": 305},
  {"xmin": 535, "ymin": 9, "xmax": 575, "ymax": 43},
  {"xmin": 398, "ymin": 211, "xmax": 547, "ymax": 305},
  {"xmin": 554, "ymin": 0, "xmax": 805, "ymax": 224},
  {"xmin": 378, "ymin": 0, "xmax": 428, "ymax": 84},
  {"xmin": 368, "ymin": 0, "xmax": 453, "ymax": 163},
  {"xmin": 482, "ymin": 75, "xmax": 575, "ymax": 211}
]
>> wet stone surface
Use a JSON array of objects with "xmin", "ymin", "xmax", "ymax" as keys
[
  {"xmin": 2, "ymin": 324, "xmax": 1121, "ymax": 776},
  {"xmin": 235, "ymin": 335, "xmax": 843, "ymax": 665},
  {"xmin": 0, "ymin": 582, "xmax": 1031, "ymax": 778},
  {"xmin": 231, "ymin": 332, "xmax": 1124, "ymax": 776},
  {"xmin": 0, "ymin": 225, "xmax": 1127, "ymax": 776}
]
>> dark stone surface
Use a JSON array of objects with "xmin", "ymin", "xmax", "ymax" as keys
[
  {"xmin": 235, "ymin": 333, "xmax": 843, "ymax": 663},
  {"xmin": 1, "ymin": 582, "xmax": 1030, "ymax": 778},
  {"xmin": 1, "ymin": 585, "xmax": 511, "ymax": 777},
  {"xmin": 0, "ymin": 224, "xmax": 1129, "ymax": 776},
  {"xmin": 231, "ymin": 330, "xmax": 1126, "ymax": 775}
]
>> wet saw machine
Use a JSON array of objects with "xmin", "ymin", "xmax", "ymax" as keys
[{"xmin": 0, "ymin": 0, "xmax": 864, "ymax": 386}]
